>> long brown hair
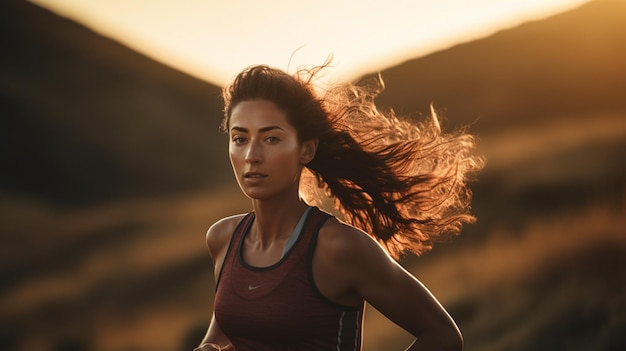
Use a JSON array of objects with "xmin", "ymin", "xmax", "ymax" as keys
[{"xmin": 221, "ymin": 64, "xmax": 485, "ymax": 259}]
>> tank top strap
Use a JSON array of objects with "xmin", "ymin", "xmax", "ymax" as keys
[
  {"xmin": 287, "ymin": 207, "xmax": 331, "ymax": 258},
  {"xmin": 215, "ymin": 212, "xmax": 255, "ymax": 289},
  {"xmin": 232, "ymin": 212, "xmax": 256, "ymax": 246}
]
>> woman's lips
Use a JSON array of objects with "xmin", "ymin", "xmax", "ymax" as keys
[{"xmin": 244, "ymin": 172, "xmax": 268, "ymax": 179}]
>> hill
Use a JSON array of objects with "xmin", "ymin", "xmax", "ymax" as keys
[
  {"xmin": 367, "ymin": 0, "xmax": 626, "ymax": 238},
  {"xmin": 0, "ymin": 0, "xmax": 231, "ymax": 206},
  {"xmin": 368, "ymin": 0, "xmax": 626, "ymax": 132}
]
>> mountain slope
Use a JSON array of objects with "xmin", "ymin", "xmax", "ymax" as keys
[
  {"xmin": 368, "ymin": 0, "xmax": 626, "ymax": 132},
  {"xmin": 1, "ymin": 1, "xmax": 230, "ymax": 206},
  {"xmin": 365, "ymin": 0, "xmax": 626, "ymax": 236}
]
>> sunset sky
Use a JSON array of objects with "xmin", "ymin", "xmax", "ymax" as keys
[{"xmin": 30, "ymin": 0, "xmax": 590, "ymax": 85}]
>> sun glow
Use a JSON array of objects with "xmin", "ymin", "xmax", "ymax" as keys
[{"xmin": 30, "ymin": 0, "xmax": 590, "ymax": 86}]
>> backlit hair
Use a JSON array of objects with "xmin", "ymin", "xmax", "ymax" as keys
[{"xmin": 222, "ymin": 64, "xmax": 485, "ymax": 259}]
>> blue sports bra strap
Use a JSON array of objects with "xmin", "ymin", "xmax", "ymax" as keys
[{"xmin": 281, "ymin": 206, "xmax": 314, "ymax": 258}]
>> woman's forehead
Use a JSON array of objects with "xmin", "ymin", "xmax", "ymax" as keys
[{"xmin": 229, "ymin": 100, "xmax": 292, "ymax": 130}]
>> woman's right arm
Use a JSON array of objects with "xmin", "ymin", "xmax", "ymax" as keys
[
  {"xmin": 193, "ymin": 216, "xmax": 243, "ymax": 351},
  {"xmin": 194, "ymin": 314, "xmax": 233, "ymax": 351}
]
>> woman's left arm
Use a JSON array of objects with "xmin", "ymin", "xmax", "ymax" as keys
[{"xmin": 329, "ymin": 226, "xmax": 463, "ymax": 351}]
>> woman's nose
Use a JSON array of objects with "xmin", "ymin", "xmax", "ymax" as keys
[{"xmin": 244, "ymin": 142, "xmax": 262, "ymax": 163}]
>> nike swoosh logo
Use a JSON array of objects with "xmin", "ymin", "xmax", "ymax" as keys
[{"xmin": 248, "ymin": 284, "xmax": 262, "ymax": 290}]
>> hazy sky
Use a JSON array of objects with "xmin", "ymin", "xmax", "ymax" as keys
[{"xmin": 31, "ymin": 0, "xmax": 590, "ymax": 86}]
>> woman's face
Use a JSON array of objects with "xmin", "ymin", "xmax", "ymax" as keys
[{"xmin": 228, "ymin": 99, "xmax": 315, "ymax": 200}]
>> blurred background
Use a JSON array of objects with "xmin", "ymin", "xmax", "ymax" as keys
[{"xmin": 1, "ymin": 0, "xmax": 625, "ymax": 350}]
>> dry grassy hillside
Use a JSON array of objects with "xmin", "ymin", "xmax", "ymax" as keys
[{"xmin": 368, "ymin": 0, "xmax": 626, "ymax": 130}]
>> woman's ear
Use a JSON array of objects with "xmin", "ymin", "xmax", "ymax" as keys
[{"xmin": 300, "ymin": 138, "xmax": 319, "ymax": 165}]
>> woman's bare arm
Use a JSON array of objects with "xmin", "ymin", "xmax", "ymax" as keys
[
  {"xmin": 194, "ymin": 314, "xmax": 233, "ymax": 351},
  {"xmin": 193, "ymin": 215, "xmax": 244, "ymax": 350},
  {"xmin": 317, "ymin": 221, "xmax": 463, "ymax": 350}
]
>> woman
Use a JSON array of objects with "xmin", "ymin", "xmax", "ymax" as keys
[{"xmin": 195, "ymin": 64, "xmax": 484, "ymax": 350}]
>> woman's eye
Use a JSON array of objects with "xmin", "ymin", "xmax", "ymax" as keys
[
  {"xmin": 266, "ymin": 136, "xmax": 280, "ymax": 143},
  {"xmin": 232, "ymin": 136, "xmax": 247, "ymax": 144}
]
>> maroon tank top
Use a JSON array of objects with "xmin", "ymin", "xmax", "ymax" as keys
[{"xmin": 214, "ymin": 207, "xmax": 364, "ymax": 351}]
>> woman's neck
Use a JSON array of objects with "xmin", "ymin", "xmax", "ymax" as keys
[{"xmin": 250, "ymin": 196, "xmax": 309, "ymax": 246}]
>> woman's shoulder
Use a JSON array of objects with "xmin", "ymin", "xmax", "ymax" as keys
[
  {"xmin": 317, "ymin": 216, "xmax": 386, "ymax": 263},
  {"xmin": 314, "ymin": 214, "xmax": 399, "ymax": 299},
  {"xmin": 205, "ymin": 213, "xmax": 248, "ymax": 257},
  {"xmin": 207, "ymin": 213, "xmax": 248, "ymax": 233}
]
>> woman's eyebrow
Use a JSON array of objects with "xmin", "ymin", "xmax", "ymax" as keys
[
  {"xmin": 230, "ymin": 126, "xmax": 248, "ymax": 133},
  {"xmin": 230, "ymin": 126, "xmax": 284, "ymax": 133},
  {"xmin": 259, "ymin": 126, "xmax": 284, "ymax": 133}
]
